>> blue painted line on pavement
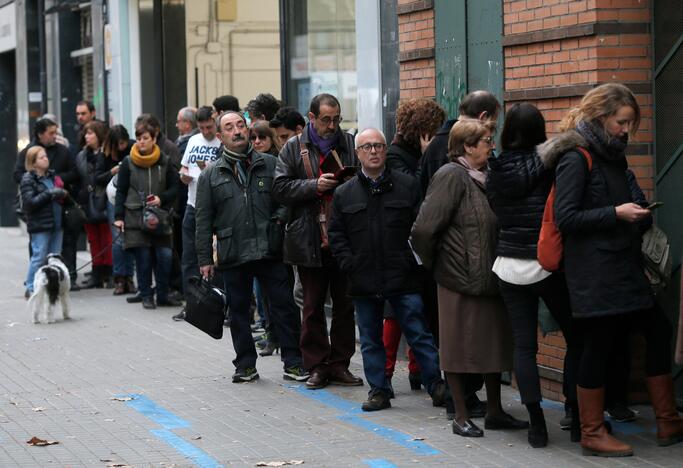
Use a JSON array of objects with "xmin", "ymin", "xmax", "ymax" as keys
[
  {"xmin": 291, "ymin": 386, "xmax": 440, "ymax": 456},
  {"xmin": 119, "ymin": 394, "xmax": 223, "ymax": 468},
  {"xmin": 363, "ymin": 459, "xmax": 398, "ymax": 468}
]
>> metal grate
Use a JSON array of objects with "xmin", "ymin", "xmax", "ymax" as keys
[
  {"xmin": 655, "ymin": 47, "xmax": 683, "ymax": 171},
  {"xmin": 653, "ymin": 0, "xmax": 683, "ymax": 66}
]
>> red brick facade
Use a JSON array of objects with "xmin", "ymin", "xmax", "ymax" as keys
[{"xmin": 396, "ymin": 0, "xmax": 655, "ymax": 401}]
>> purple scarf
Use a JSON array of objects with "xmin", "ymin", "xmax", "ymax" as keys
[{"xmin": 307, "ymin": 123, "xmax": 340, "ymax": 157}]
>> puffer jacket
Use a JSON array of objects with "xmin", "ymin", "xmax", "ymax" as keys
[
  {"xmin": 411, "ymin": 160, "xmax": 499, "ymax": 296},
  {"xmin": 550, "ymin": 130, "xmax": 654, "ymax": 318},
  {"xmin": 20, "ymin": 170, "xmax": 60, "ymax": 234},
  {"xmin": 195, "ymin": 149, "xmax": 287, "ymax": 269},
  {"xmin": 486, "ymin": 148, "xmax": 556, "ymax": 258},
  {"xmin": 328, "ymin": 169, "xmax": 422, "ymax": 298},
  {"xmin": 272, "ymin": 125, "xmax": 357, "ymax": 268}
]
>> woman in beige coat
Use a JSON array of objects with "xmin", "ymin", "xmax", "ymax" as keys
[{"xmin": 411, "ymin": 119, "xmax": 527, "ymax": 438}]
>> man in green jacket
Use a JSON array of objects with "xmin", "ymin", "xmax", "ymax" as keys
[{"xmin": 195, "ymin": 111, "xmax": 308, "ymax": 383}]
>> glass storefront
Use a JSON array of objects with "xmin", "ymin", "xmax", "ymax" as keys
[{"xmin": 282, "ymin": 0, "xmax": 357, "ymax": 130}]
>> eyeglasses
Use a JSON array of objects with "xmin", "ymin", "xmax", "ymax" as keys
[
  {"xmin": 318, "ymin": 116, "xmax": 343, "ymax": 126},
  {"xmin": 479, "ymin": 136, "xmax": 494, "ymax": 145},
  {"xmin": 357, "ymin": 143, "xmax": 387, "ymax": 152},
  {"xmin": 249, "ymin": 134, "xmax": 268, "ymax": 141}
]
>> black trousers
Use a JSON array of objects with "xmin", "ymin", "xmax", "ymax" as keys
[
  {"xmin": 61, "ymin": 227, "xmax": 80, "ymax": 280},
  {"xmin": 499, "ymin": 273, "xmax": 580, "ymax": 404},
  {"xmin": 578, "ymin": 306, "xmax": 672, "ymax": 389},
  {"xmin": 221, "ymin": 259, "xmax": 302, "ymax": 371}
]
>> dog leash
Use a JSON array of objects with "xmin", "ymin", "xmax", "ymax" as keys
[{"xmin": 74, "ymin": 230, "xmax": 122, "ymax": 273}]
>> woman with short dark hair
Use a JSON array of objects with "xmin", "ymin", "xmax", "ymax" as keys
[
  {"xmin": 113, "ymin": 118, "xmax": 180, "ymax": 309},
  {"xmin": 487, "ymin": 102, "xmax": 580, "ymax": 448}
]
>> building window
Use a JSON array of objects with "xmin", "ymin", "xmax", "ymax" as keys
[{"xmin": 282, "ymin": 0, "xmax": 357, "ymax": 129}]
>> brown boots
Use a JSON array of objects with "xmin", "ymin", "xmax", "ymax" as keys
[
  {"xmin": 577, "ymin": 386, "xmax": 633, "ymax": 457},
  {"xmin": 113, "ymin": 276, "xmax": 137, "ymax": 295},
  {"xmin": 646, "ymin": 374, "xmax": 683, "ymax": 446}
]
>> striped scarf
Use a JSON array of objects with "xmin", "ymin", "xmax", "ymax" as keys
[{"xmin": 222, "ymin": 145, "xmax": 253, "ymax": 187}]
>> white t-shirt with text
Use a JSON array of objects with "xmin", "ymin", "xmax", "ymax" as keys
[{"xmin": 181, "ymin": 133, "xmax": 222, "ymax": 207}]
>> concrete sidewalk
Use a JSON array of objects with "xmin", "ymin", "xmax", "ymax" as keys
[{"xmin": 1, "ymin": 227, "xmax": 681, "ymax": 467}]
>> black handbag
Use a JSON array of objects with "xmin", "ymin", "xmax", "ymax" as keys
[
  {"xmin": 184, "ymin": 276, "xmax": 228, "ymax": 339},
  {"xmin": 62, "ymin": 198, "xmax": 87, "ymax": 232},
  {"xmin": 85, "ymin": 190, "xmax": 108, "ymax": 224}
]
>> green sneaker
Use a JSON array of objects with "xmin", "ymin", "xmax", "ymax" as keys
[
  {"xmin": 283, "ymin": 366, "xmax": 310, "ymax": 382},
  {"xmin": 232, "ymin": 367, "xmax": 260, "ymax": 383}
]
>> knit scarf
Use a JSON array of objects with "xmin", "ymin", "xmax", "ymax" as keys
[
  {"xmin": 307, "ymin": 123, "xmax": 340, "ymax": 157},
  {"xmin": 130, "ymin": 143, "xmax": 161, "ymax": 168},
  {"xmin": 576, "ymin": 120, "xmax": 628, "ymax": 162},
  {"xmin": 456, "ymin": 156, "xmax": 487, "ymax": 189},
  {"xmin": 222, "ymin": 144, "xmax": 253, "ymax": 187}
]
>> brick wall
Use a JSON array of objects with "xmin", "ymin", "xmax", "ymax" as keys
[
  {"xmin": 503, "ymin": 0, "xmax": 654, "ymax": 400},
  {"xmin": 393, "ymin": 0, "xmax": 655, "ymax": 402},
  {"xmin": 397, "ymin": 0, "xmax": 436, "ymax": 99}
]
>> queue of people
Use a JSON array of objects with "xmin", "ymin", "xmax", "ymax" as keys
[{"xmin": 17, "ymin": 85, "xmax": 683, "ymax": 459}]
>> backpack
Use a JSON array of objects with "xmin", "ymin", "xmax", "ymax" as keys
[{"xmin": 537, "ymin": 147, "xmax": 592, "ymax": 271}]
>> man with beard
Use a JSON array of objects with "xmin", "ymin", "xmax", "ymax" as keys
[{"xmin": 273, "ymin": 93, "xmax": 363, "ymax": 390}]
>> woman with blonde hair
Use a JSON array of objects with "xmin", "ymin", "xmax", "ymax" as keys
[
  {"xmin": 21, "ymin": 146, "xmax": 68, "ymax": 296},
  {"xmin": 411, "ymin": 119, "xmax": 528, "ymax": 438},
  {"xmin": 551, "ymin": 83, "xmax": 683, "ymax": 456}
]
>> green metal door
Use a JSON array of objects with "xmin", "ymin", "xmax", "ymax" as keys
[
  {"xmin": 434, "ymin": 0, "xmax": 503, "ymax": 118},
  {"xmin": 652, "ymin": 0, "xmax": 683, "ymax": 403}
]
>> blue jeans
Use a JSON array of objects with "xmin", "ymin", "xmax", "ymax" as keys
[
  {"xmin": 130, "ymin": 246, "xmax": 172, "ymax": 301},
  {"xmin": 26, "ymin": 230, "xmax": 64, "ymax": 292},
  {"xmin": 107, "ymin": 202, "xmax": 134, "ymax": 276},
  {"xmin": 180, "ymin": 205, "xmax": 198, "ymax": 294},
  {"xmin": 354, "ymin": 293, "xmax": 441, "ymax": 397}
]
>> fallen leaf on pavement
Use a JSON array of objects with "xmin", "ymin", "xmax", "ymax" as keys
[
  {"xmin": 106, "ymin": 464, "xmax": 132, "ymax": 468},
  {"xmin": 410, "ymin": 437, "xmax": 425, "ymax": 441},
  {"xmin": 255, "ymin": 461, "xmax": 304, "ymax": 467},
  {"xmin": 32, "ymin": 407, "xmax": 45, "ymax": 412},
  {"xmin": 27, "ymin": 436, "xmax": 59, "ymax": 446},
  {"xmin": 192, "ymin": 436, "xmax": 202, "ymax": 440},
  {"xmin": 110, "ymin": 397, "xmax": 134, "ymax": 401}
]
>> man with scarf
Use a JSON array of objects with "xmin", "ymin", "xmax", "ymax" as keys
[
  {"xmin": 195, "ymin": 111, "xmax": 308, "ymax": 384},
  {"xmin": 273, "ymin": 94, "xmax": 363, "ymax": 390}
]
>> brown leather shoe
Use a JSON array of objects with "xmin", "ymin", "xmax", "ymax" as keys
[
  {"xmin": 578, "ymin": 386, "xmax": 633, "ymax": 457},
  {"xmin": 113, "ymin": 276, "xmax": 126, "ymax": 295},
  {"xmin": 329, "ymin": 369, "xmax": 364, "ymax": 387},
  {"xmin": 305, "ymin": 368, "xmax": 329, "ymax": 389},
  {"xmin": 646, "ymin": 374, "xmax": 683, "ymax": 446}
]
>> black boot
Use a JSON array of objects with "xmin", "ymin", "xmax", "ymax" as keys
[
  {"xmin": 526, "ymin": 402, "xmax": 548, "ymax": 448},
  {"xmin": 82, "ymin": 266, "xmax": 103, "ymax": 289},
  {"xmin": 100, "ymin": 265, "xmax": 113, "ymax": 288}
]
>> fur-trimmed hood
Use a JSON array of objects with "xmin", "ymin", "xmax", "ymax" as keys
[{"xmin": 536, "ymin": 130, "xmax": 588, "ymax": 169}]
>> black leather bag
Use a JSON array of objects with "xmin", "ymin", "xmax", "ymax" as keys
[
  {"xmin": 184, "ymin": 276, "xmax": 228, "ymax": 339},
  {"xmin": 85, "ymin": 190, "xmax": 108, "ymax": 224},
  {"xmin": 62, "ymin": 198, "xmax": 87, "ymax": 232}
]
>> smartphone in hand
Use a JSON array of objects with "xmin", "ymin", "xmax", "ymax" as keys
[{"xmin": 647, "ymin": 201, "xmax": 664, "ymax": 211}]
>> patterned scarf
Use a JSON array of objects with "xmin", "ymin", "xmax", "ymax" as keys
[
  {"xmin": 576, "ymin": 120, "xmax": 628, "ymax": 162},
  {"xmin": 130, "ymin": 143, "xmax": 161, "ymax": 168},
  {"xmin": 222, "ymin": 144, "xmax": 253, "ymax": 187}
]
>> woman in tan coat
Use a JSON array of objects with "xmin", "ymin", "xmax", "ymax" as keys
[{"xmin": 411, "ymin": 119, "xmax": 527, "ymax": 438}]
